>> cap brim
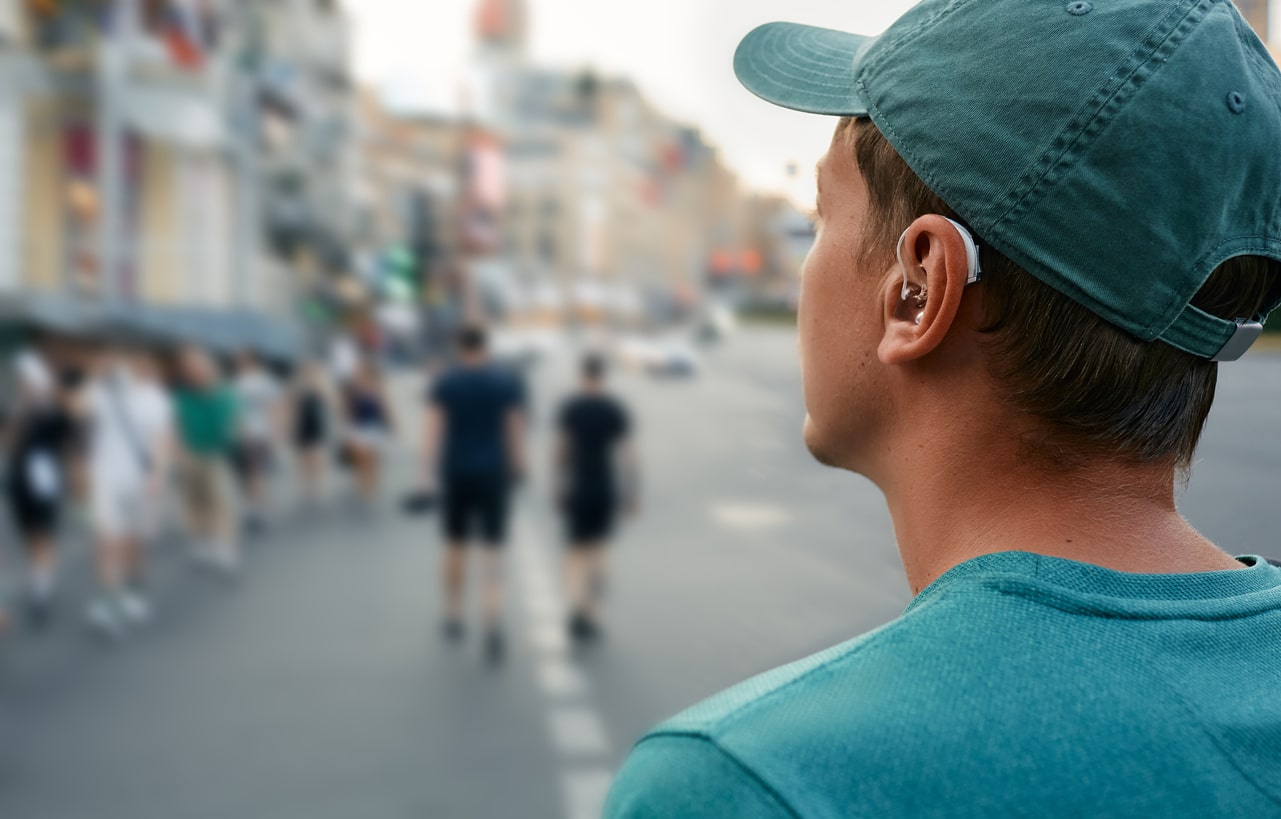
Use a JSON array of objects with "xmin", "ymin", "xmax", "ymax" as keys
[{"xmin": 733, "ymin": 22, "xmax": 874, "ymax": 117}]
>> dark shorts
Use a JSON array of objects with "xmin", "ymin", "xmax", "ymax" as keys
[
  {"xmin": 6, "ymin": 483, "xmax": 59, "ymax": 541},
  {"xmin": 231, "ymin": 440, "xmax": 273, "ymax": 482},
  {"xmin": 443, "ymin": 473, "xmax": 510, "ymax": 546},
  {"xmin": 564, "ymin": 494, "xmax": 617, "ymax": 547},
  {"xmin": 294, "ymin": 422, "xmax": 325, "ymax": 450}
]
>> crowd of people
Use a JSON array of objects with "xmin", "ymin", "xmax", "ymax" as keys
[
  {"xmin": 0, "ymin": 341, "xmax": 391, "ymax": 639},
  {"xmin": 1, "ymin": 326, "xmax": 641, "ymax": 660}
]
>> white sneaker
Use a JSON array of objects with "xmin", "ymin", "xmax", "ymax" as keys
[
  {"xmin": 117, "ymin": 591, "xmax": 152, "ymax": 625},
  {"xmin": 86, "ymin": 599, "xmax": 126, "ymax": 639}
]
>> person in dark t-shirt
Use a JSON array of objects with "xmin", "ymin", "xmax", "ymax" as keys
[
  {"xmin": 555, "ymin": 353, "xmax": 638, "ymax": 642},
  {"xmin": 3, "ymin": 351, "xmax": 75, "ymax": 626},
  {"xmin": 423, "ymin": 325, "xmax": 526, "ymax": 665}
]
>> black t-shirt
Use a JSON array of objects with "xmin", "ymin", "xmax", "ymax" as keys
[
  {"xmin": 558, "ymin": 393, "xmax": 630, "ymax": 499},
  {"xmin": 430, "ymin": 365, "xmax": 525, "ymax": 479}
]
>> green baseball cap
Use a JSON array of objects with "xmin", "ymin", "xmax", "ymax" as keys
[{"xmin": 734, "ymin": 0, "xmax": 1281, "ymax": 361}]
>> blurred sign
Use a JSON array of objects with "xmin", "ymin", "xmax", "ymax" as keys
[{"xmin": 461, "ymin": 128, "xmax": 505, "ymax": 253}]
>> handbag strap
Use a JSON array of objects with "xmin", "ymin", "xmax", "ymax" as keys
[{"xmin": 105, "ymin": 375, "xmax": 153, "ymax": 474}]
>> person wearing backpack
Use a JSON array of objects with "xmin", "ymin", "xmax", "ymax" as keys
[{"xmin": 2, "ymin": 350, "xmax": 75, "ymax": 629}]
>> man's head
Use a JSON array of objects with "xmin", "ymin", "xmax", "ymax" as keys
[
  {"xmin": 456, "ymin": 325, "xmax": 489, "ymax": 363},
  {"xmin": 181, "ymin": 346, "xmax": 217, "ymax": 389},
  {"xmin": 581, "ymin": 353, "xmax": 607, "ymax": 389},
  {"xmin": 736, "ymin": 0, "xmax": 1281, "ymax": 480},
  {"xmin": 126, "ymin": 346, "xmax": 160, "ymax": 382},
  {"xmin": 15, "ymin": 349, "xmax": 54, "ymax": 404}
]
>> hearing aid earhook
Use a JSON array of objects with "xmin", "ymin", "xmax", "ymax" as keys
[{"xmin": 895, "ymin": 217, "xmax": 984, "ymax": 304}]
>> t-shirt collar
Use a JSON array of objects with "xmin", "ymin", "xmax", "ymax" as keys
[{"xmin": 906, "ymin": 550, "xmax": 1281, "ymax": 619}]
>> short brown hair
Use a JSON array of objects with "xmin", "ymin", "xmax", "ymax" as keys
[{"xmin": 839, "ymin": 117, "xmax": 1280, "ymax": 470}]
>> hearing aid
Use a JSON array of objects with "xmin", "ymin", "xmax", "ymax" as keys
[{"xmin": 894, "ymin": 217, "xmax": 983, "ymax": 325}]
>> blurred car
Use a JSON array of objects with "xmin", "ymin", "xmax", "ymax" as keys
[
  {"xmin": 617, "ymin": 334, "xmax": 700, "ymax": 378},
  {"xmin": 491, "ymin": 327, "xmax": 566, "ymax": 370},
  {"xmin": 696, "ymin": 304, "xmax": 738, "ymax": 344},
  {"xmin": 652, "ymin": 338, "xmax": 701, "ymax": 377},
  {"xmin": 617, "ymin": 335, "xmax": 663, "ymax": 372}
]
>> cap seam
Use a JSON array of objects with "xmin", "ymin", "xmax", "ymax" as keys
[
  {"xmin": 1174, "ymin": 236, "xmax": 1281, "ymax": 342},
  {"xmin": 1237, "ymin": 10, "xmax": 1280, "ymax": 79},
  {"xmin": 1191, "ymin": 236, "xmax": 1281, "ymax": 278},
  {"xmin": 993, "ymin": 0, "xmax": 1209, "ymax": 242},
  {"xmin": 856, "ymin": 0, "xmax": 978, "ymax": 151}
]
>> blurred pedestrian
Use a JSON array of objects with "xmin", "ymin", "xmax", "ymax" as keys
[
  {"xmin": 290, "ymin": 360, "xmax": 331, "ymax": 507},
  {"xmin": 607, "ymin": 7, "xmax": 1281, "ymax": 817},
  {"xmin": 554, "ymin": 353, "xmax": 638, "ymax": 643},
  {"xmin": 83, "ymin": 346, "xmax": 174, "ymax": 637},
  {"xmin": 423, "ymin": 326, "xmax": 526, "ymax": 665},
  {"xmin": 2, "ymin": 350, "xmax": 75, "ymax": 627},
  {"xmin": 174, "ymin": 347, "xmax": 240, "ymax": 574},
  {"xmin": 56, "ymin": 363, "xmax": 92, "ymax": 512},
  {"xmin": 341, "ymin": 358, "xmax": 394, "ymax": 508},
  {"xmin": 231, "ymin": 350, "xmax": 283, "ymax": 533}
]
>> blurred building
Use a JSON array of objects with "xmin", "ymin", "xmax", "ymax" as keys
[
  {"xmin": 718, "ymin": 194, "xmax": 811, "ymax": 313},
  {"xmin": 0, "ymin": 0, "xmax": 355, "ymax": 363},
  {"xmin": 1, "ymin": 0, "xmax": 235, "ymax": 306},
  {"xmin": 349, "ymin": 88, "xmax": 464, "ymax": 351},
  {"xmin": 472, "ymin": 0, "xmax": 750, "ymax": 326},
  {"xmin": 249, "ymin": 0, "xmax": 357, "ymax": 315}
]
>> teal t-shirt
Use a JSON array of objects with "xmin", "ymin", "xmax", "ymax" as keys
[
  {"xmin": 605, "ymin": 551, "xmax": 1281, "ymax": 818},
  {"xmin": 175, "ymin": 386, "xmax": 238, "ymax": 456}
]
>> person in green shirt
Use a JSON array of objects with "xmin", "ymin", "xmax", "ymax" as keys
[
  {"xmin": 175, "ymin": 347, "xmax": 241, "ymax": 574},
  {"xmin": 606, "ymin": 1, "xmax": 1281, "ymax": 816}
]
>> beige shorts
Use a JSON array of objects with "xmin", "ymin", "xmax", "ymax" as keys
[{"xmin": 181, "ymin": 456, "xmax": 236, "ymax": 526}]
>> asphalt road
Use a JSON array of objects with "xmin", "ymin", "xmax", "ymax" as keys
[{"xmin": 1, "ymin": 327, "xmax": 1277, "ymax": 819}]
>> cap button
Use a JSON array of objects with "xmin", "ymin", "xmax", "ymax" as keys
[
  {"xmin": 1066, "ymin": 1, "xmax": 1093, "ymax": 15},
  {"xmin": 1227, "ymin": 91, "xmax": 1247, "ymax": 114}
]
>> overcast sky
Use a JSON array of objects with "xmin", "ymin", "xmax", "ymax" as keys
[{"xmin": 349, "ymin": 0, "xmax": 917, "ymax": 202}]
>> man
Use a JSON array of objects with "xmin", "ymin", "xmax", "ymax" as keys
[
  {"xmin": 554, "ymin": 353, "xmax": 637, "ymax": 642},
  {"xmin": 84, "ymin": 346, "xmax": 173, "ymax": 636},
  {"xmin": 424, "ymin": 326, "xmax": 526, "ymax": 664},
  {"xmin": 231, "ymin": 350, "xmax": 282, "ymax": 533},
  {"xmin": 607, "ymin": 1, "xmax": 1281, "ymax": 816},
  {"xmin": 175, "ymin": 347, "xmax": 240, "ymax": 575}
]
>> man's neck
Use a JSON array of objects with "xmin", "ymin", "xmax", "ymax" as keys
[{"xmin": 877, "ymin": 429, "xmax": 1242, "ymax": 595}]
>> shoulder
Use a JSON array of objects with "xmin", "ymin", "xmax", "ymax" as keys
[
  {"xmin": 431, "ymin": 370, "xmax": 460, "ymax": 399},
  {"xmin": 611, "ymin": 622, "xmax": 912, "ymax": 817},
  {"xmin": 622, "ymin": 589, "xmax": 1097, "ymax": 814},
  {"xmin": 143, "ymin": 385, "xmax": 172, "ymax": 415},
  {"xmin": 605, "ymin": 734, "xmax": 795, "ymax": 818}
]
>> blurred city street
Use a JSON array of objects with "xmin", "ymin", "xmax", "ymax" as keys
[
  {"xmin": 0, "ymin": 2, "xmax": 1279, "ymax": 818},
  {"xmin": 1, "ymin": 327, "xmax": 1278, "ymax": 819}
]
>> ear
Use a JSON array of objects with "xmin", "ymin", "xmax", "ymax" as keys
[{"xmin": 878, "ymin": 214, "xmax": 972, "ymax": 366}]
